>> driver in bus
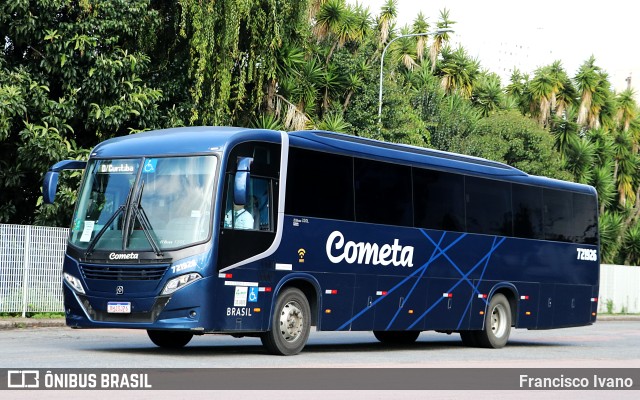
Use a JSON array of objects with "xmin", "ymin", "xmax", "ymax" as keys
[{"xmin": 224, "ymin": 202, "xmax": 254, "ymax": 230}]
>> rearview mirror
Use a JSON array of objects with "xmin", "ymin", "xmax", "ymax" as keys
[
  {"xmin": 233, "ymin": 157, "xmax": 253, "ymax": 205},
  {"xmin": 42, "ymin": 160, "xmax": 87, "ymax": 204}
]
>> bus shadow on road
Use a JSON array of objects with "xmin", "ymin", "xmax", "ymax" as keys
[{"xmin": 86, "ymin": 335, "xmax": 572, "ymax": 357}]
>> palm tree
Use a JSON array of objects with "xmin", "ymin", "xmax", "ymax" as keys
[
  {"xmin": 574, "ymin": 56, "xmax": 600, "ymax": 127},
  {"xmin": 318, "ymin": 111, "xmax": 351, "ymax": 132},
  {"xmin": 429, "ymin": 8, "xmax": 454, "ymax": 73},
  {"xmin": 611, "ymin": 129, "xmax": 636, "ymax": 207},
  {"xmin": 589, "ymin": 162, "xmax": 616, "ymax": 214},
  {"xmin": 392, "ymin": 26, "xmax": 418, "ymax": 71},
  {"xmin": 615, "ymin": 88, "xmax": 637, "ymax": 132},
  {"xmin": 550, "ymin": 108, "xmax": 579, "ymax": 157},
  {"xmin": 377, "ymin": 0, "xmax": 398, "ymax": 47},
  {"xmin": 438, "ymin": 45, "xmax": 479, "ymax": 99},
  {"xmin": 624, "ymin": 222, "xmax": 640, "ymax": 265},
  {"xmin": 563, "ymin": 137, "xmax": 596, "ymax": 183},
  {"xmin": 314, "ymin": 0, "xmax": 344, "ymax": 41},
  {"xmin": 471, "ymin": 72, "xmax": 503, "ymax": 117},
  {"xmin": 411, "ymin": 12, "xmax": 429, "ymax": 62},
  {"xmin": 320, "ymin": 61, "xmax": 345, "ymax": 114},
  {"xmin": 599, "ymin": 211, "xmax": 624, "ymax": 263},
  {"xmin": 342, "ymin": 72, "xmax": 363, "ymax": 111},
  {"xmin": 505, "ymin": 68, "xmax": 529, "ymax": 114},
  {"xmin": 528, "ymin": 66, "xmax": 554, "ymax": 126},
  {"xmin": 315, "ymin": 0, "xmax": 361, "ymax": 65}
]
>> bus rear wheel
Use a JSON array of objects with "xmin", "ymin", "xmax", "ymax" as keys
[
  {"xmin": 475, "ymin": 293, "xmax": 511, "ymax": 348},
  {"xmin": 261, "ymin": 287, "xmax": 311, "ymax": 355},
  {"xmin": 147, "ymin": 330, "xmax": 193, "ymax": 348},
  {"xmin": 373, "ymin": 330, "xmax": 420, "ymax": 344}
]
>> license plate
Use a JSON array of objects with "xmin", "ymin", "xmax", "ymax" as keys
[{"xmin": 107, "ymin": 301, "xmax": 131, "ymax": 314}]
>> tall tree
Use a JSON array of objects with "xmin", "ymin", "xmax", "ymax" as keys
[
  {"xmin": 0, "ymin": 0, "xmax": 165, "ymax": 225},
  {"xmin": 429, "ymin": 8, "xmax": 454, "ymax": 73},
  {"xmin": 179, "ymin": 0, "xmax": 308, "ymax": 126},
  {"xmin": 377, "ymin": 0, "xmax": 398, "ymax": 47},
  {"xmin": 438, "ymin": 46, "xmax": 479, "ymax": 99}
]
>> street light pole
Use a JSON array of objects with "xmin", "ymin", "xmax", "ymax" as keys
[{"xmin": 377, "ymin": 29, "xmax": 454, "ymax": 132}]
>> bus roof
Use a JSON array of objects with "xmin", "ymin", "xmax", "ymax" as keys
[{"xmin": 89, "ymin": 126, "xmax": 594, "ymax": 195}]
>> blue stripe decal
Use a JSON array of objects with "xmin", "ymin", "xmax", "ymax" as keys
[
  {"xmin": 407, "ymin": 236, "xmax": 505, "ymax": 329},
  {"xmin": 384, "ymin": 231, "xmax": 447, "ymax": 330},
  {"xmin": 456, "ymin": 236, "xmax": 499, "ymax": 330},
  {"xmin": 335, "ymin": 231, "xmax": 468, "ymax": 331}
]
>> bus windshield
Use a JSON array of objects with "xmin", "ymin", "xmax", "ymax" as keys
[{"xmin": 70, "ymin": 156, "xmax": 218, "ymax": 252}]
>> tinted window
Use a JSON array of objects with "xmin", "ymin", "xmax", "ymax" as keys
[
  {"xmin": 466, "ymin": 177, "xmax": 512, "ymax": 236},
  {"xmin": 286, "ymin": 148, "xmax": 354, "ymax": 220},
  {"xmin": 413, "ymin": 168, "xmax": 465, "ymax": 231},
  {"xmin": 354, "ymin": 158, "xmax": 413, "ymax": 226},
  {"xmin": 573, "ymin": 193, "xmax": 598, "ymax": 244},
  {"xmin": 543, "ymin": 189, "xmax": 573, "ymax": 242},
  {"xmin": 512, "ymin": 184, "xmax": 543, "ymax": 239}
]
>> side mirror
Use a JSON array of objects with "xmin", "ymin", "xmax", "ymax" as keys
[
  {"xmin": 43, "ymin": 171, "xmax": 59, "ymax": 204},
  {"xmin": 233, "ymin": 157, "xmax": 253, "ymax": 205},
  {"xmin": 42, "ymin": 160, "xmax": 87, "ymax": 204}
]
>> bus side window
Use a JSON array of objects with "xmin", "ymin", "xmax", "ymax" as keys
[{"xmin": 224, "ymin": 176, "xmax": 272, "ymax": 231}]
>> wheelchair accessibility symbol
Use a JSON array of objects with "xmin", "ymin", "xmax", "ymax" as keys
[
  {"xmin": 143, "ymin": 159, "xmax": 158, "ymax": 174},
  {"xmin": 248, "ymin": 287, "xmax": 259, "ymax": 302}
]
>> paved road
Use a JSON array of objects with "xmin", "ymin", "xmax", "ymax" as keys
[
  {"xmin": 1, "ymin": 320, "xmax": 639, "ymax": 368},
  {"xmin": 3, "ymin": 321, "xmax": 639, "ymax": 400}
]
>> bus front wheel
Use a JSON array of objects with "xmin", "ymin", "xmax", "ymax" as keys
[
  {"xmin": 261, "ymin": 287, "xmax": 311, "ymax": 355},
  {"xmin": 147, "ymin": 330, "xmax": 193, "ymax": 348},
  {"xmin": 476, "ymin": 293, "xmax": 511, "ymax": 348}
]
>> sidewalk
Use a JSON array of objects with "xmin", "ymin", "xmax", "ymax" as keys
[{"xmin": 1, "ymin": 314, "xmax": 639, "ymax": 330}]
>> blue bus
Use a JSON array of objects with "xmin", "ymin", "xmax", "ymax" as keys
[{"xmin": 43, "ymin": 127, "xmax": 600, "ymax": 355}]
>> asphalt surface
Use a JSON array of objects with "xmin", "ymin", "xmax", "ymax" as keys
[{"xmin": 1, "ymin": 314, "xmax": 638, "ymax": 330}]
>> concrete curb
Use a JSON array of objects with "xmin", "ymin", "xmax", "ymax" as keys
[
  {"xmin": 596, "ymin": 314, "xmax": 640, "ymax": 322},
  {"xmin": 0, "ymin": 318, "xmax": 66, "ymax": 330},
  {"xmin": 0, "ymin": 315, "xmax": 639, "ymax": 330}
]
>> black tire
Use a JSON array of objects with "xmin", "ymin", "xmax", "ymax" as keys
[
  {"xmin": 373, "ymin": 330, "xmax": 420, "ymax": 345},
  {"xmin": 261, "ymin": 287, "xmax": 311, "ymax": 355},
  {"xmin": 475, "ymin": 293, "xmax": 511, "ymax": 348},
  {"xmin": 460, "ymin": 331, "xmax": 479, "ymax": 347},
  {"xmin": 147, "ymin": 330, "xmax": 193, "ymax": 348}
]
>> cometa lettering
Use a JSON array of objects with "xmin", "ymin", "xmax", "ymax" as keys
[
  {"xmin": 326, "ymin": 230, "xmax": 414, "ymax": 267},
  {"xmin": 109, "ymin": 252, "xmax": 139, "ymax": 260}
]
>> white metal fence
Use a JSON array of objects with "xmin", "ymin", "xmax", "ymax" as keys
[
  {"xmin": 1, "ymin": 222, "xmax": 639, "ymax": 316},
  {"xmin": 0, "ymin": 224, "xmax": 68, "ymax": 316},
  {"xmin": 599, "ymin": 264, "xmax": 640, "ymax": 313}
]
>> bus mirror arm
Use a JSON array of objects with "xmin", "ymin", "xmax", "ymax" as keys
[
  {"xmin": 43, "ymin": 160, "xmax": 87, "ymax": 204},
  {"xmin": 234, "ymin": 157, "xmax": 253, "ymax": 206}
]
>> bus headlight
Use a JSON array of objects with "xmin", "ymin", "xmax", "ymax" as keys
[
  {"xmin": 162, "ymin": 273, "xmax": 202, "ymax": 295},
  {"xmin": 63, "ymin": 272, "xmax": 86, "ymax": 294}
]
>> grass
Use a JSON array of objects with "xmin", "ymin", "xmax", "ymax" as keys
[{"xmin": 0, "ymin": 312, "xmax": 64, "ymax": 319}]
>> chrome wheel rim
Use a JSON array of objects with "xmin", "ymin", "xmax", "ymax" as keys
[
  {"xmin": 491, "ymin": 303, "xmax": 508, "ymax": 338},
  {"xmin": 279, "ymin": 300, "xmax": 304, "ymax": 342}
]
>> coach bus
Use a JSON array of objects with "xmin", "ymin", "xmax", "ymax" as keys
[{"xmin": 43, "ymin": 127, "xmax": 599, "ymax": 355}]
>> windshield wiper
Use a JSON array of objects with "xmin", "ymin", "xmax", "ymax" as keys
[
  {"xmin": 85, "ymin": 185, "xmax": 135, "ymax": 257},
  {"xmin": 125, "ymin": 181, "xmax": 164, "ymax": 258}
]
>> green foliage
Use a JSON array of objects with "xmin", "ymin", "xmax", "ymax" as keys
[
  {"xmin": 599, "ymin": 211, "xmax": 624, "ymax": 264},
  {"xmin": 454, "ymin": 110, "xmax": 569, "ymax": 179},
  {"xmin": 624, "ymin": 221, "xmax": 640, "ymax": 265},
  {"xmin": 0, "ymin": 0, "xmax": 166, "ymax": 226},
  {"xmin": 1, "ymin": 1, "xmax": 639, "ymax": 268},
  {"xmin": 318, "ymin": 112, "xmax": 351, "ymax": 133},
  {"xmin": 179, "ymin": 0, "xmax": 308, "ymax": 126}
]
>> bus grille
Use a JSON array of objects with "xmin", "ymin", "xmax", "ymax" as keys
[{"xmin": 80, "ymin": 264, "xmax": 168, "ymax": 281}]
